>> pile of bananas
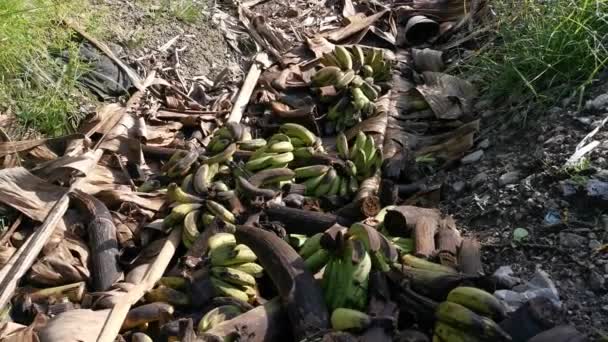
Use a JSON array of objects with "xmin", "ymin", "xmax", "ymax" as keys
[
  {"xmin": 336, "ymin": 131, "xmax": 382, "ymax": 180},
  {"xmin": 206, "ymin": 233, "xmax": 264, "ymax": 304},
  {"xmin": 312, "ymin": 45, "xmax": 390, "ymax": 131},
  {"xmin": 433, "ymin": 287, "xmax": 509, "ymax": 342},
  {"xmin": 293, "ymin": 164, "xmax": 358, "ymax": 198},
  {"xmin": 197, "ymin": 304, "xmax": 245, "ymax": 334}
]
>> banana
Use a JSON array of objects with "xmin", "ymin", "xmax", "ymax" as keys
[
  {"xmin": 369, "ymin": 48, "xmax": 384, "ymax": 72},
  {"xmin": 163, "ymin": 203, "xmax": 202, "ymax": 227},
  {"xmin": 279, "ymin": 123, "xmax": 316, "ymax": 146},
  {"xmin": 434, "ymin": 321, "xmax": 480, "ymax": 342},
  {"xmin": 299, "ymin": 232, "xmax": 323, "ymax": 259},
  {"xmin": 349, "ymin": 131, "xmax": 367, "ymax": 159},
  {"xmin": 238, "ymin": 138, "xmax": 267, "ymax": 151},
  {"xmin": 210, "ymin": 276, "xmax": 249, "ymax": 302},
  {"xmin": 314, "ymin": 168, "xmax": 338, "ymax": 197},
  {"xmin": 267, "ymin": 141, "xmax": 294, "ymax": 153},
  {"xmin": 210, "ymin": 181, "xmax": 229, "ymax": 192},
  {"xmin": 132, "ymin": 333, "xmax": 153, "ymax": 342},
  {"xmin": 293, "ymin": 146, "xmax": 315, "ymax": 159},
  {"xmin": 335, "ymin": 69, "xmax": 356, "ymax": 89},
  {"xmin": 137, "ymin": 180, "xmax": 161, "ymax": 193},
  {"xmin": 352, "ymin": 149, "xmax": 367, "ymax": 175},
  {"xmin": 290, "ymin": 137, "xmax": 306, "ymax": 148},
  {"xmin": 294, "ymin": 165, "xmax": 330, "ymax": 179},
  {"xmin": 320, "ymin": 52, "xmax": 341, "ymax": 67},
  {"xmin": 210, "ymin": 244, "xmax": 257, "ymax": 266},
  {"xmin": 181, "ymin": 174, "xmax": 194, "ymax": 194},
  {"xmin": 361, "ymin": 64, "xmax": 374, "ymax": 78},
  {"xmin": 162, "ymin": 150, "xmax": 188, "ymax": 173},
  {"xmin": 327, "ymin": 96, "xmax": 349, "ymax": 121},
  {"xmin": 334, "ymin": 46, "xmax": 353, "ymax": 70},
  {"xmin": 289, "ymin": 234, "xmax": 308, "ymax": 249},
  {"xmin": 268, "ymin": 152, "xmax": 294, "ymax": 167},
  {"xmin": 202, "ymin": 143, "xmax": 237, "ymax": 165},
  {"xmin": 402, "ymin": 254, "xmax": 457, "ymax": 274},
  {"xmin": 312, "ymin": 66, "xmax": 342, "ymax": 87},
  {"xmin": 348, "ymin": 176, "xmax": 359, "ymax": 194},
  {"xmin": 205, "ymin": 200, "xmax": 236, "ymax": 223},
  {"xmin": 303, "ymin": 173, "xmax": 327, "ymax": 195},
  {"xmin": 182, "ymin": 209, "xmax": 201, "ymax": 248},
  {"xmin": 214, "ymin": 127, "xmax": 234, "ymax": 140},
  {"xmin": 360, "ymin": 81, "xmax": 379, "ymax": 101},
  {"xmin": 202, "ymin": 213, "xmax": 215, "ymax": 226},
  {"xmin": 208, "ymin": 233, "xmax": 237, "ymax": 252},
  {"xmin": 327, "ymin": 174, "xmax": 341, "ymax": 196},
  {"xmin": 345, "ymin": 160, "xmax": 357, "ymax": 177},
  {"xmin": 209, "ymin": 138, "xmax": 231, "ymax": 154},
  {"xmin": 435, "ymin": 301, "xmax": 511, "ymax": 341},
  {"xmin": 351, "ymin": 75, "xmax": 364, "ymax": 88},
  {"xmin": 166, "ymin": 183, "xmax": 202, "ymax": 204},
  {"xmin": 192, "ymin": 164, "xmax": 211, "ymax": 194},
  {"xmin": 226, "ymin": 122, "xmax": 244, "ymax": 141},
  {"xmin": 231, "ymin": 262, "xmax": 264, "ymax": 278},
  {"xmin": 331, "ymin": 308, "xmax": 371, "ymax": 331},
  {"xmin": 245, "ymin": 154, "xmax": 274, "ymax": 171},
  {"xmin": 158, "ymin": 277, "xmax": 188, "ymax": 290},
  {"xmin": 197, "ymin": 305, "xmax": 242, "ymax": 333},
  {"xmin": 351, "ymin": 87, "xmax": 370, "ymax": 111},
  {"xmin": 167, "ymin": 150, "xmax": 198, "ymax": 177},
  {"xmin": 363, "ymin": 135, "xmax": 376, "ymax": 162},
  {"xmin": 336, "ymin": 133, "xmax": 349, "ymax": 159},
  {"xmin": 237, "ymin": 176, "xmax": 277, "ymax": 199},
  {"xmin": 339, "ymin": 177, "xmax": 349, "ymax": 197},
  {"xmin": 268, "ymin": 133, "xmax": 291, "ymax": 143},
  {"xmin": 364, "ymin": 48, "xmax": 377, "ymax": 66},
  {"xmin": 248, "ymin": 168, "xmax": 295, "ymax": 187},
  {"xmin": 446, "ymin": 287, "xmax": 506, "ymax": 321},
  {"xmin": 351, "ymin": 45, "xmax": 365, "ymax": 69},
  {"xmin": 391, "ymin": 237, "xmax": 415, "ymax": 254},
  {"xmin": 211, "ymin": 266, "xmax": 256, "ymax": 287},
  {"xmin": 145, "ymin": 286, "xmax": 190, "ymax": 306},
  {"xmin": 305, "ymin": 248, "xmax": 330, "ymax": 274}
]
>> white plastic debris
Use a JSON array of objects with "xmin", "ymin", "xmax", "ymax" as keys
[{"xmin": 493, "ymin": 267, "xmax": 561, "ymax": 312}]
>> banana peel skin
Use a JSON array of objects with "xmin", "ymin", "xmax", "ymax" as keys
[{"xmin": 234, "ymin": 225, "xmax": 330, "ymax": 340}]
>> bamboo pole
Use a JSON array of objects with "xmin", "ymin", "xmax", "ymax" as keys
[{"xmin": 227, "ymin": 52, "xmax": 271, "ymax": 123}]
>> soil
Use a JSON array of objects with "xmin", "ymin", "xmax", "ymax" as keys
[{"xmin": 437, "ymin": 84, "xmax": 608, "ymax": 337}]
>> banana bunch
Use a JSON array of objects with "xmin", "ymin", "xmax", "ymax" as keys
[
  {"xmin": 313, "ymin": 46, "xmax": 391, "ymax": 130},
  {"xmin": 294, "ymin": 165, "xmax": 357, "ymax": 198},
  {"xmin": 207, "ymin": 233, "xmax": 264, "ymax": 304},
  {"xmin": 336, "ymin": 131, "xmax": 382, "ymax": 180},
  {"xmin": 179, "ymin": 199, "xmax": 237, "ymax": 248},
  {"xmin": 433, "ymin": 287, "xmax": 510, "ymax": 342},
  {"xmin": 197, "ymin": 304, "xmax": 244, "ymax": 333},
  {"xmin": 207, "ymin": 122, "xmax": 253, "ymax": 154}
]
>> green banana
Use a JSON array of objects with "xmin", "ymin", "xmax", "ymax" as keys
[
  {"xmin": 145, "ymin": 286, "xmax": 190, "ymax": 306},
  {"xmin": 303, "ymin": 173, "xmax": 327, "ymax": 195},
  {"xmin": 351, "ymin": 45, "xmax": 365, "ymax": 69},
  {"xmin": 327, "ymin": 96, "xmax": 349, "ymax": 121},
  {"xmin": 435, "ymin": 301, "xmax": 511, "ymax": 341},
  {"xmin": 327, "ymin": 174, "xmax": 341, "ymax": 196},
  {"xmin": 345, "ymin": 160, "xmax": 358, "ymax": 177},
  {"xmin": 321, "ymin": 52, "xmax": 341, "ymax": 67},
  {"xmin": 334, "ymin": 46, "xmax": 353, "ymax": 70},
  {"xmin": 238, "ymin": 138, "xmax": 267, "ymax": 151},
  {"xmin": 312, "ymin": 66, "xmax": 342, "ymax": 87},
  {"xmin": 336, "ymin": 133, "xmax": 349, "ymax": 159},
  {"xmin": 351, "ymin": 87, "xmax": 370, "ymax": 111},
  {"xmin": 167, "ymin": 183, "xmax": 203, "ymax": 203},
  {"xmin": 181, "ymin": 174, "xmax": 194, "ymax": 194},
  {"xmin": 290, "ymin": 137, "xmax": 306, "ymax": 148},
  {"xmin": 268, "ymin": 152, "xmax": 294, "ymax": 167},
  {"xmin": 360, "ymin": 81, "xmax": 379, "ymax": 101},
  {"xmin": 361, "ymin": 64, "xmax": 374, "ymax": 78},
  {"xmin": 331, "ymin": 308, "xmax": 371, "ymax": 331},
  {"xmin": 299, "ymin": 232, "xmax": 323, "ymax": 259},
  {"xmin": 279, "ymin": 123, "xmax": 316, "ymax": 146},
  {"xmin": 314, "ymin": 168, "xmax": 338, "ymax": 197},
  {"xmin": 446, "ymin": 287, "xmax": 506, "ymax": 321},
  {"xmin": 402, "ymin": 254, "xmax": 457, "ymax": 274},
  {"xmin": 349, "ymin": 131, "xmax": 367, "ymax": 159},
  {"xmin": 294, "ymin": 165, "xmax": 330, "ymax": 179},
  {"xmin": 364, "ymin": 48, "xmax": 377, "ymax": 65},
  {"xmin": 231, "ymin": 262, "xmax": 264, "ymax": 278},
  {"xmin": 245, "ymin": 154, "xmax": 274, "ymax": 171},
  {"xmin": 335, "ymin": 69, "xmax": 356, "ymax": 89},
  {"xmin": 211, "ymin": 266, "xmax": 257, "ymax": 287},
  {"xmin": 208, "ymin": 233, "xmax": 237, "ymax": 252},
  {"xmin": 209, "ymin": 138, "xmax": 232, "ymax": 154},
  {"xmin": 434, "ymin": 321, "xmax": 480, "ymax": 342},
  {"xmin": 293, "ymin": 146, "xmax": 315, "ymax": 159},
  {"xmin": 305, "ymin": 248, "xmax": 330, "ymax": 274},
  {"xmin": 182, "ymin": 209, "xmax": 201, "ymax": 248},
  {"xmin": 391, "ymin": 237, "xmax": 415, "ymax": 254},
  {"xmin": 197, "ymin": 305, "xmax": 242, "ymax": 333},
  {"xmin": 267, "ymin": 141, "xmax": 294, "ymax": 153},
  {"xmin": 163, "ymin": 203, "xmax": 202, "ymax": 227},
  {"xmin": 202, "ymin": 143, "xmax": 237, "ymax": 165},
  {"xmin": 352, "ymin": 149, "xmax": 367, "ymax": 175},
  {"xmin": 268, "ymin": 133, "xmax": 291, "ymax": 143},
  {"xmin": 210, "ymin": 244, "xmax": 257, "ymax": 266},
  {"xmin": 339, "ymin": 177, "xmax": 349, "ymax": 197},
  {"xmin": 210, "ymin": 276, "xmax": 249, "ymax": 302},
  {"xmin": 205, "ymin": 200, "xmax": 236, "ymax": 223}
]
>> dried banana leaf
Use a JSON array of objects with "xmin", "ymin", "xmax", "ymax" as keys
[
  {"xmin": 0, "ymin": 168, "xmax": 67, "ymax": 221},
  {"xmin": 0, "ymin": 246, "xmax": 16, "ymax": 268},
  {"xmin": 79, "ymin": 165, "xmax": 132, "ymax": 195},
  {"xmin": 38, "ymin": 309, "xmax": 110, "ymax": 342},
  {"xmin": 412, "ymin": 48, "xmax": 444, "ymax": 72},
  {"xmin": 31, "ymin": 151, "xmax": 100, "ymax": 180},
  {"xmin": 0, "ymin": 134, "xmax": 84, "ymax": 158},
  {"xmin": 414, "ymin": 71, "xmax": 477, "ymax": 120},
  {"xmin": 325, "ymin": 9, "xmax": 389, "ymax": 42},
  {"xmin": 0, "ymin": 321, "xmax": 39, "ymax": 342},
  {"xmin": 95, "ymin": 190, "xmax": 165, "ymax": 212},
  {"xmin": 28, "ymin": 236, "xmax": 90, "ymax": 286}
]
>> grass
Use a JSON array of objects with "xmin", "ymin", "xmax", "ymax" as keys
[
  {"xmin": 166, "ymin": 0, "xmax": 204, "ymax": 23},
  {"xmin": 464, "ymin": 0, "xmax": 608, "ymax": 122},
  {"xmin": 0, "ymin": 0, "xmax": 103, "ymax": 137}
]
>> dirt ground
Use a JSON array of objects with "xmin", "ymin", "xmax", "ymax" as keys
[{"xmin": 88, "ymin": 0, "xmax": 608, "ymax": 337}]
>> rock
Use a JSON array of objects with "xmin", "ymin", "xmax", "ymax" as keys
[
  {"xmin": 461, "ymin": 150, "xmax": 484, "ymax": 164},
  {"xmin": 586, "ymin": 179, "xmax": 608, "ymax": 202},
  {"xmin": 499, "ymin": 171, "xmax": 521, "ymax": 186},
  {"xmin": 560, "ymin": 180, "xmax": 578, "ymax": 197},
  {"xmin": 589, "ymin": 239, "xmax": 601, "ymax": 250},
  {"xmin": 588, "ymin": 270, "xmax": 605, "ymax": 292},
  {"xmin": 471, "ymin": 172, "xmax": 488, "ymax": 188},
  {"xmin": 452, "ymin": 181, "xmax": 466, "ymax": 193},
  {"xmin": 585, "ymin": 93, "xmax": 608, "ymax": 111},
  {"xmin": 478, "ymin": 138, "xmax": 490, "ymax": 149},
  {"xmin": 559, "ymin": 232, "xmax": 586, "ymax": 248}
]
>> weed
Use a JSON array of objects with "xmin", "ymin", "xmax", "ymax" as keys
[
  {"xmin": 164, "ymin": 0, "xmax": 203, "ymax": 24},
  {"xmin": 0, "ymin": 0, "xmax": 100, "ymax": 137},
  {"xmin": 463, "ymin": 0, "xmax": 608, "ymax": 121}
]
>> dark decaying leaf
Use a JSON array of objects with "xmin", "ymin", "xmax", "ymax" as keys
[
  {"xmin": 0, "ymin": 168, "xmax": 67, "ymax": 221},
  {"xmin": 28, "ymin": 234, "xmax": 90, "ymax": 286},
  {"xmin": 345, "ymin": 112, "xmax": 388, "ymax": 141},
  {"xmin": 414, "ymin": 72, "xmax": 477, "ymax": 120},
  {"xmin": 412, "ymin": 48, "xmax": 444, "ymax": 72}
]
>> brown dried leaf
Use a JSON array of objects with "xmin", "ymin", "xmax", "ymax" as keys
[
  {"xmin": 343, "ymin": 0, "xmax": 356, "ymax": 17},
  {"xmin": 79, "ymin": 165, "xmax": 132, "ymax": 195},
  {"xmin": 0, "ymin": 168, "xmax": 67, "ymax": 221},
  {"xmin": 0, "ymin": 134, "xmax": 84, "ymax": 158},
  {"xmin": 31, "ymin": 151, "xmax": 100, "ymax": 181},
  {"xmin": 146, "ymin": 122, "xmax": 183, "ymax": 146},
  {"xmin": 27, "ymin": 145, "xmax": 59, "ymax": 163},
  {"xmin": 325, "ymin": 9, "xmax": 389, "ymax": 42},
  {"xmin": 37, "ymin": 309, "xmax": 110, "ymax": 342},
  {"xmin": 95, "ymin": 190, "xmax": 165, "ymax": 212},
  {"xmin": 0, "ymin": 245, "xmax": 16, "ymax": 269},
  {"xmin": 415, "ymin": 72, "xmax": 477, "ymax": 120},
  {"xmin": 78, "ymin": 103, "xmax": 126, "ymax": 137},
  {"xmin": 306, "ymin": 37, "xmax": 335, "ymax": 59},
  {"xmin": 0, "ymin": 322, "xmax": 39, "ymax": 342},
  {"xmin": 345, "ymin": 112, "xmax": 388, "ymax": 141},
  {"xmin": 29, "ymin": 235, "xmax": 90, "ymax": 286}
]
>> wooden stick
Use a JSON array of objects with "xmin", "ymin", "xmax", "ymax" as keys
[
  {"xmin": 96, "ymin": 226, "xmax": 182, "ymax": 342},
  {"xmin": 0, "ymin": 214, "xmax": 22, "ymax": 246},
  {"xmin": 227, "ymin": 53, "xmax": 271, "ymax": 124}
]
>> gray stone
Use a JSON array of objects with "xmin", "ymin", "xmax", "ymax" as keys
[
  {"xmin": 452, "ymin": 181, "xmax": 466, "ymax": 193},
  {"xmin": 585, "ymin": 93, "xmax": 608, "ymax": 111},
  {"xmin": 461, "ymin": 150, "xmax": 484, "ymax": 164},
  {"xmin": 605, "ymin": 263, "xmax": 608, "ymax": 274},
  {"xmin": 478, "ymin": 138, "xmax": 490, "ymax": 149},
  {"xmin": 588, "ymin": 270, "xmax": 605, "ymax": 292},
  {"xmin": 559, "ymin": 232, "xmax": 586, "ymax": 248},
  {"xmin": 499, "ymin": 171, "xmax": 521, "ymax": 186},
  {"xmin": 471, "ymin": 172, "xmax": 488, "ymax": 188},
  {"xmin": 589, "ymin": 239, "xmax": 601, "ymax": 250}
]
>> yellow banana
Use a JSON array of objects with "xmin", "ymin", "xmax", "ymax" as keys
[
  {"xmin": 205, "ymin": 200, "xmax": 236, "ymax": 223},
  {"xmin": 208, "ymin": 233, "xmax": 237, "ymax": 252},
  {"xmin": 231, "ymin": 262, "xmax": 264, "ymax": 278},
  {"xmin": 167, "ymin": 183, "xmax": 203, "ymax": 204},
  {"xmin": 446, "ymin": 287, "xmax": 506, "ymax": 321},
  {"xmin": 210, "ymin": 276, "xmax": 249, "ymax": 302},
  {"xmin": 279, "ymin": 123, "xmax": 316, "ymax": 146},
  {"xmin": 197, "ymin": 305, "xmax": 242, "ymax": 333},
  {"xmin": 210, "ymin": 244, "xmax": 257, "ymax": 266},
  {"xmin": 211, "ymin": 266, "xmax": 256, "ymax": 287}
]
